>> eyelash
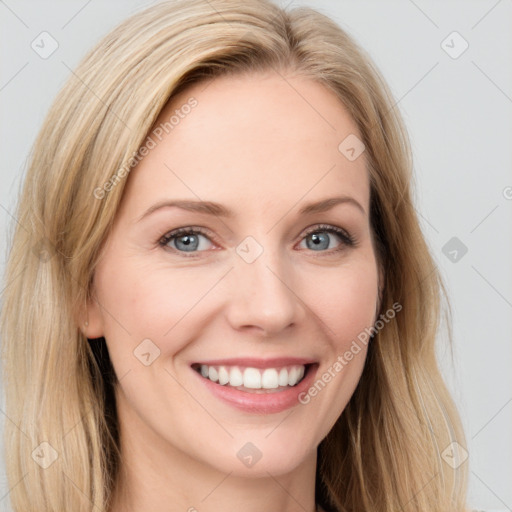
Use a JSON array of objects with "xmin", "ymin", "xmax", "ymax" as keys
[{"xmin": 158, "ymin": 224, "xmax": 357, "ymax": 258}]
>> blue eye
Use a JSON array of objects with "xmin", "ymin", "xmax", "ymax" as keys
[
  {"xmin": 159, "ymin": 224, "xmax": 356, "ymax": 256},
  {"xmin": 299, "ymin": 224, "xmax": 355, "ymax": 252},
  {"xmin": 160, "ymin": 227, "xmax": 213, "ymax": 253}
]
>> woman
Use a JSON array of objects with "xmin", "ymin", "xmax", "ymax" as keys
[{"xmin": 0, "ymin": 0, "xmax": 474, "ymax": 511}]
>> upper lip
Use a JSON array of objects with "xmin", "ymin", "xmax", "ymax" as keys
[{"xmin": 191, "ymin": 357, "xmax": 317, "ymax": 369}]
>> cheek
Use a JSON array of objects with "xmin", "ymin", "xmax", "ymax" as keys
[
  {"xmin": 307, "ymin": 259, "xmax": 379, "ymax": 346},
  {"xmin": 291, "ymin": 259, "xmax": 377, "ymax": 436},
  {"xmin": 93, "ymin": 256, "xmax": 221, "ymax": 362}
]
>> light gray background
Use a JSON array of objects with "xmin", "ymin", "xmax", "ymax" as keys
[{"xmin": 1, "ymin": 1, "xmax": 511, "ymax": 511}]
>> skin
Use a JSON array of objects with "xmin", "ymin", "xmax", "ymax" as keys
[{"xmin": 85, "ymin": 70, "xmax": 382, "ymax": 512}]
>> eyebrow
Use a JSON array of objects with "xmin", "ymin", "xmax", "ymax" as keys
[{"xmin": 137, "ymin": 195, "xmax": 366, "ymax": 222}]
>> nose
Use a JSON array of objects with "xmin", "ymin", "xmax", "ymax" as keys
[{"xmin": 225, "ymin": 245, "xmax": 304, "ymax": 337}]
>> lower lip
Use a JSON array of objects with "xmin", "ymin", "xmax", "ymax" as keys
[{"xmin": 192, "ymin": 364, "xmax": 319, "ymax": 414}]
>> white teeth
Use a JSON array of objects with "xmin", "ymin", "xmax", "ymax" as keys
[
  {"xmin": 208, "ymin": 366, "xmax": 218, "ymax": 383},
  {"xmin": 261, "ymin": 368, "xmax": 279, "ymax": 389},
  {"xmin": 243, "ymin": 368, "xmax": 261, "ymax": 389},
  {"xmin": 288, "ymin": 366, "xmax": 299, "ymax": 386},
  {"xmin": 218, "ymin": 366, "xmax": 229, "ymax": 385},
  {"xmin": 229, "ymin": 367, "xmax": 243, "ymax": 387},
  {"xmin": 197, "ymin": 364, "xmax": 307, "ymax": 389},
  {"xmin": 278, "ymin": 368, "xmax": 289, "ymax": 386}
]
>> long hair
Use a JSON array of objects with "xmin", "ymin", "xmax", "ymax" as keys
[{"xmin": 0, "ymin": 1, "xmax": 469, "ymax": 510}]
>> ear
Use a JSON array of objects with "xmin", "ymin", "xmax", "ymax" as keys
[{"xmin": 81, "ymin": 288, "xmax": 105, "ymax": 339}]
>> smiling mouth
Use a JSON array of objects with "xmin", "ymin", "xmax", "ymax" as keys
[{"xmin": 191, "ymin": 363, "xmax": 314, "ymax": 393}]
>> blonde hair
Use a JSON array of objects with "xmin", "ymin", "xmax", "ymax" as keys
[{"xmin": 0, "ymin": 0, "xmax": 469, "ymax": 510}]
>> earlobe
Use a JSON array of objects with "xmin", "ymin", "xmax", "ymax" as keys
[{"xmin": 81, "ymin": 291, "xmax": 104, "ymax": 339}]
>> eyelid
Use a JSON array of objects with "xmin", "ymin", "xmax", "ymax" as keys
[
  {"xmin": 158, "ymin": 223, "xmax": 357, "ymax": 256},
  {"xmin": 158, "ymin": 226, "xmax": 219, "ymax": 251},
  {"xmin": 301, "ymin": 223, "xmax": 355, "ymax": 244}
]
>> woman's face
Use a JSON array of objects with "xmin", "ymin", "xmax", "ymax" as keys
[{"xmin": 86, "ymin": 71, "xmax": 381, "ymax": 478}]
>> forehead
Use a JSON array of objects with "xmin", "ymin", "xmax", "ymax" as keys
[{"xmin": 121, "ymin": 72, "xmax": 369, "ymax": 218}]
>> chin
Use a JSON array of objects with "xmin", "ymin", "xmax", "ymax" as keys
[{"xmin": 201, "ymin": 434, "xmax": 316, "ymax": 478}]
